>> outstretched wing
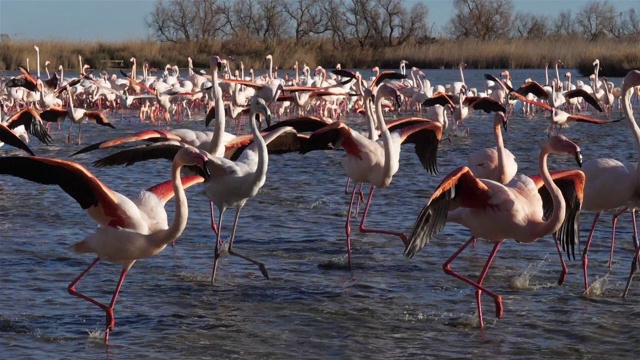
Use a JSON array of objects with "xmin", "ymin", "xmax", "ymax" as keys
[
  {"xmin": 405, "ymin": 167, "xmax": 490, "ymax": 258},
  {"xmin": 529, "ymin": 169, "xmax": 586, "ymax": 259},
  {"xmin": 0, "ymin": 156, "xmax": 129, "ymax": 227}
]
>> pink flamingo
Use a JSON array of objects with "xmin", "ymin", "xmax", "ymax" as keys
[
  {"xmin": 306, "ymin": 83, "xmax": 443, "ymax": 267},
  {"xmin": 0, "ymin": 146, "xmax": 209, "ymax": 342},
  {"xmin": 404, "ymin": 135, "xmax": 585, "ymax": 328}
]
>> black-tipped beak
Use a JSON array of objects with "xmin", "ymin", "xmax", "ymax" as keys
[
  {"xmin": 202, "ymin": 160, "xmax": 211, "ymax": 180},
  {"xmin": 265, "ymin": 114, "xmax": 272, "ymax": 128},
  {"xmin": 575, "ymin": 151, "xmax": 583, "ymax": 167},
  {"xmin": 216, "ymin": 61, "xmax": 223, "ymax": 72},
  {"xmin": 502, "ymin": 119, "xmax": 508, "ymax": 132},
  {"xmin": 395, "ymin": 95, "xmax": 402, "ymax": 111}
]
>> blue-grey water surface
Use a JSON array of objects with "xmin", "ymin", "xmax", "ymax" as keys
[{"xmin": 1, "ymin": 68, "xmax": 638, "ymax": 359}]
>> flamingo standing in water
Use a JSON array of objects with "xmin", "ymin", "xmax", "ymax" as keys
[
  {"xmin": 404, "ymin": 135, "xmax": 585, "ymax": 328},
  {"xmin": 305, "ymin": 82, "xmax": 443, "ymax": 267},
  {"xmin": 59, "ymin": 85, "xmax": 116, "ymax": 144},
  {"xmin": 0, "ymin": 146, "xmax": 209, "ymax": 342}
]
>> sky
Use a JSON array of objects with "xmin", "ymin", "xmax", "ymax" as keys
[{"xmin": 0, "ymin": 0, "xmax": 639, "ymax": 42}]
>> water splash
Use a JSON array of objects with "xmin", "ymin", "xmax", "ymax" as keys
[
  {"xmin": 509, "ymin": 255, "xmax": 549, "ymax": 290},
  {"xmin": 584, "ymin": 273, "xmax": 610, "ymax": 297},
  {"xmin": 87, "ymin": 329, "xmax": 105, "ymax": 342},
  {"xmin": 317, "ymin": 255, "xmax": 350, "ymax": 270}
]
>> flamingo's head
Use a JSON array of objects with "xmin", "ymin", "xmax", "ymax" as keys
[
  {"xmin": 210, "ymin": 56, "xmax": 223, "ymax": 72},
  {"xmin": 130, "ymin": 57, "xmax": 136, "ymax": 63},
  {"xmin": 495, "ymin": 112, "xmax": 508, "ymax": 132},
  {"xmin": 546, "ymin": 135, "xmax": 582, "ymax": 168},
  {"xmin": 623, "ymin": 70, "xmax": 640, "ymax": 93}
]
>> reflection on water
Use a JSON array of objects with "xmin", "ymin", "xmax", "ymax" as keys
[{"xmin": 1, "ymin": 68, "xmax": 639, "ymax": 358}]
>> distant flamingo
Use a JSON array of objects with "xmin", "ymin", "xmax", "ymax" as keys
[
  {"xmin": 62, "ymin": 85, "xmax": 116, "ymax": 144},
  {"xmin": 404, "ymin": 135, "xmax": 584, "ymax": 328},
  {"xmin": 0, "ymin": 146, "xmax": 209, "ymax": 342}
]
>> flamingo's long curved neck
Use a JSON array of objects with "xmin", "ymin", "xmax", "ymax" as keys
[
  {"xmin": 459, "ymin": 64, "xmax": 465, "ymax": 85},
  {"xmin": 534, "ymin": 145, "xmax": 566, "ymax": 238},
  {"xmin": 131, "ymin": 58, "xmax": 137, "ymax": 80},
  {"xmin": 356, "ymin": 77, "xmax": 377, "ymax": 141},
  {"xmin": 622, "ymin": 86, "xmax": 640, "ymax": 184},
  {"xmin": 374, "ymin": 89, "xmax": 395, "ymax": 180},
  {"xmin": 249, "ymin": 102, "xmax": 269, "ymax": 184},
  {"xmin": 154, "ymin": 161, "xmax": 189, "ymax": 246},
  {"xmin": 207, "ymin": 61, "xmax": 226, "ymax": 157},
  {"xmin": 493, "ymin": 116, "xmax": 508, "ymax": 184},
  {"xmin": 545, "ymin": 64, "xmax": 549, "ymax": 86},
  {"xmin": 267, "ymin": 56, "xmax": 274, "ymax": 81},
  {"xmin": 555, "ymin": 62, "xmax": 560, "ymax": 89},
  {"xmin": 34, "ymin": 46, "xmax": 41, "ymax": 80},
  {"xmin": 593, "ymin": 61, "xmax": 600, "ymax": 89}
]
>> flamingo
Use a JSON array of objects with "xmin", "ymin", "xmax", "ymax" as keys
[
  {"xmin": 0, "ymin": 146, "xmax": 210, "ymax": 342},
  {"xmin": 404, "ymin": 135, "xmax": 585, "ymax": 328},
  {"xmin": 63, "ymin": 85, "xmax": 116, "ymax": 144},
  {"xmin": 304, "ymin": 82, "xmax": 443, "ymax": 267},
  {"xmin": 86, "ymin": 95, "xmax": 297, "ymax": 282},
  {"xmin": 0, "ymin": 107, "xmax": 53, "ymax": 148},
  {"xmin": 505, "ymin": 83, "xmax": 616, "ymax": 135},
  {"xmin": 467, "ymin": 112, "xmax": 516, "ymax": 184},
  {"xmin": 572, "ymin": 70, "xmax": 640, "ymax": 295}
]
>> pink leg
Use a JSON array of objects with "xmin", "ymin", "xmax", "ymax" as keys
[
  {"xmin": 442, "ymin": 236, "xmax": 503, "ymax": 328},
  {"xmin": 67, "ymin": 257, "xmax": 129, "ymax": 343},
  {"xmin": 623, "ymin": 210, "xmax": 640, "ymax": 297},
  {"xmin": 210, "ymin": 201, "xmax": 220, "ymax": 239},
  {"xmin": 211, "ymin": 208, "xmax": 225, "ymax": 284},
  {"xmin": 354, "ymin": 183, "xmax": 365, "ymax": 218},
  {"xmin": 358, "ymin": 185, "xmax": 408, "ymax": 247},
  {"xmin": 609, "ymin": 207, "xmax": 628, "ymax": 268},
  {"xmin": 553, "ymin": 233, "xmax": 568, "ymax": 286},
  {"xmin": 344, "ymin": 178, "xmax": 352, "ymax": 195},
  {"xmin": 226, "ymin": 207, "xmax": 269, "ymax": 279},
  {"xmin": 582, "ymin": 212, "xmax": 602, "ymax": 292},
  {"xmin": 345, "ymin": 184, "xmax": 359, "ymax": 268}
]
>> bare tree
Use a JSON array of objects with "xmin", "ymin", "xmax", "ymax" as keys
[
  {"xmin": 147, "ymin": 0, "xmax": 227, "ymax": 42},
  {"xmin": 448, "ymin": 0, "xmax": 514, "ymax": 40},
  {"xmin": 378, "ymin": 0, "xmax": 429, "ymax": 46},
  {"xmin": 282, "ymin": 0, "xmax": 328, "ymax": 43},
  {"xmin": 616, "ymin": 8, "xmax": 640, "ymax": 37},
  {"xmin": 576, "ymin": 0, "xmax": 617, "ymax": 40},
  {"xmin": 552, "ymin": 10, "xmax": 577, "ymax": 36},
  {"xmin": 512, "ymin": 13, "xmax": 549, "ymax": 38},
  {"xmin": 318, "ymin": 0, "xmax": 348, "ymax": 45}
]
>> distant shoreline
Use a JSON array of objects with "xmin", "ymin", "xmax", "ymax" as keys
[{"xmin": 1, "ymin": 37, "xmax": 637, "ymax": 77}]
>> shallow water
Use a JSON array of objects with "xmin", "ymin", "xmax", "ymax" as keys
[{"xmin": 1, "ymin": 68, "xmax": 639, "ymax": 358}]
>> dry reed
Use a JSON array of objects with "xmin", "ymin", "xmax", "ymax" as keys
[{"xmin": 1, "ymin": 36, "xmax": 638, "ymax": 76}]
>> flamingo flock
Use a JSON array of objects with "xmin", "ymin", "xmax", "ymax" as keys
[{"xmin": 1, "ymin": 47, "xmax": 640, "ymax": 341}]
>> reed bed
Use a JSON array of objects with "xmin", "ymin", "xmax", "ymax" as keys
[{"xmin": 1, "ymin": 36, "xmax": 638, "ymax": 76}]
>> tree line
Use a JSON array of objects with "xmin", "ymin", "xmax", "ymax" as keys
[{"xmin": 147, "ymin": 0, "xmax": 640, "ymax": 46}]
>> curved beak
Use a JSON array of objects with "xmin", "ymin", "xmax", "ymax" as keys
[
  {"xmin": 395, "ymin": 94, "xmax": 402, "ymax": 111},
  {"xmin": 502, "ymin": 118, "xmax": 508, "ymax": 132},
  {"xmin": 264, "ymin": 113, "xmax": 272, "ymax": 128},
  {"xmin": 202, "ymin": 160, "xmax": 212, "ymax": 180}
]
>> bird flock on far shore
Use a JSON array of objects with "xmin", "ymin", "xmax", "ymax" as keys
[{"xmin": 2, "ymin": 46, "xmax": 640, "ymax": 341}]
